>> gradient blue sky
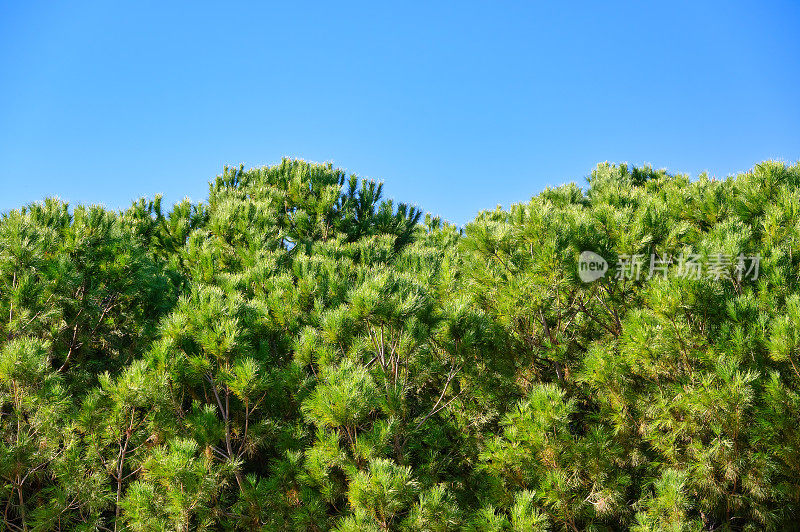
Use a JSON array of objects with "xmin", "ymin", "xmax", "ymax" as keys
[{"xmin": 2, "ymin": 1, "xmax": 799, "ymax": 225}]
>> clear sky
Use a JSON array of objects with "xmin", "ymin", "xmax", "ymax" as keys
[{"xmin": 2, "ymin": 1, "xmax": 799, "ymax": 225}]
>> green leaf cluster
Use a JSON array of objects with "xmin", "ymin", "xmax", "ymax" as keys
[{"xmin": 1, "ymin": 158, "xmax": 799, "ymax": 530}]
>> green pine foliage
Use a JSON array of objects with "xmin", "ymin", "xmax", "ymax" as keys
[{"xmin": 1, "ymin": 157, "xmax": 799, "ymax": 530}]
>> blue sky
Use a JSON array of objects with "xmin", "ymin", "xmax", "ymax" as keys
[{"xmin": 2, "ymin": 1, "xmax": 799, "ymax": 225}]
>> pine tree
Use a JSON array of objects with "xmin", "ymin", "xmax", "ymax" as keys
[{"xmin": 1, "ymin": 158, "xmax": 799, "ymax": 529}]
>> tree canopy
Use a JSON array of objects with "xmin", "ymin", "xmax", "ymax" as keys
[{"xmin": 1, "ymin": 158, "xmax": 799, "ymax": 530}]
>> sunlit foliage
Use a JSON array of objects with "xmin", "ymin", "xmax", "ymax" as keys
[{"xmin": 1, "ymin": 158, "xmax": 798, "ymax": 530}]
